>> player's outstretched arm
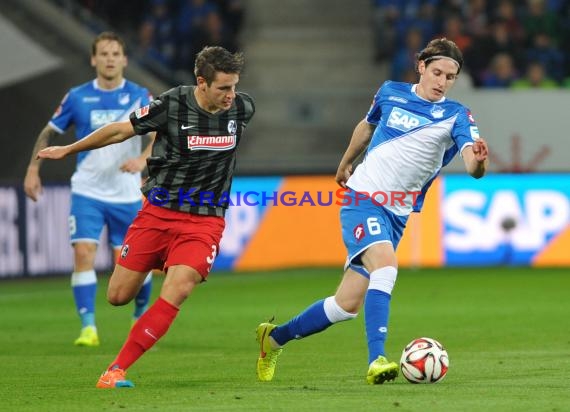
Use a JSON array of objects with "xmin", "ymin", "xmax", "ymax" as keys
[
  {"xmin": 38, "ymin": 120, "xmax": 136, "ymax": 160},
  {"xmin": 24, "ymin": 125, "xmax": 59, "ymax": 201},
  {"xmin": 335, "ymin": 119, "xmax": 375, "ymax": 188},
  {"xmin": 462, "ymin": 138, "xmax": 489, "ymax": 178}
]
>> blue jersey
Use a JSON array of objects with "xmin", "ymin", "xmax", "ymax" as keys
[
  {"xmin": 49, "ymin": 79, "xmax": 152, "ymax": 203},
  {"xmin": 347, "ymin": 81, "xmax": 480, "ymax": 216}
]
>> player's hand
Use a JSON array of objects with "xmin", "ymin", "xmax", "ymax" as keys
[
  {"xmin": 120, "ymin": 157, "xmax": 146, "ymax": 173},
  {"xmin": 37, "ymin": 146, "xmax": 70, "ymax": 160},
  {"xmin": 335, "ymin": 163, "xmax": 353, "ymax": 188},
  {"xmin": 472, "ymin": 138, "xmax": 489, "ymax": 162},
  {"xmin": 24, "ymin": 170, "xmax": 42, "ymax": 201}
]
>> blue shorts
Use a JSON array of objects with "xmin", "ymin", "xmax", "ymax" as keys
[
  {"xmin": 340, "ymin": 189, "xmax": 408, "ymax": 277},
  {"xmin": 69, "ymin": 193, "xmax": 142, "ymax": 248}
]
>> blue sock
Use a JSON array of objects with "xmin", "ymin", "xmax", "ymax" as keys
[
  {"xmin": 364, "ymin": 289, "xmax": 391, "ymax": 364},
  {"xmin": 133, "ymin": 273, "xmax": 153, "ymax": 319},
  {"xmin": 270, "ymin": 299, "xmax": 332, "ymax": 345},
  {"xmin": 71, "ymin": 270, "xmax": 97, "ymax": 328}
]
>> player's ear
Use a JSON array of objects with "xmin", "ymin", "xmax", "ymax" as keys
[
  {"xmin": 90, "ymin": 55, "xmax": 96, "ymax": 68},
  {"xmin": 417, "ymin": 60, "xmax": 425, "ymax": 75},
  {"xmin": 196, "ymin": 76, "xmax": 207, "ymax": 90}
]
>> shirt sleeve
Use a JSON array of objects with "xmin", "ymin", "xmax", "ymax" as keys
[
  {"xmin": 48, "ymin": 92, "xmax": 73, "ymax": 134},
  {"xmin": 238, "ymin": 92, "xmax": 256, "ymax": 124},
  {"xmin": 130, "ymin": 96, "xmax": 168, "ymax": 135},
  {"xmin": 451, "ymin": 106, "xmax": 480, "ymax": 155},
  {"xmin": 365, "ymin": 84, "xmax": 384, "ymax": 125}
]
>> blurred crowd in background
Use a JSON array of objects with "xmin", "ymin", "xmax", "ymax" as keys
[
  {"xmin": 55, "ymin": 0, "xmax": 570, "ymax": 89},
  {"xmin": 56, "ymin": 0, "xmax": 244, "ymax": 82},
  {"xmin": 373, "ymin": 0, "xmax": 570, "ymax": 88}
]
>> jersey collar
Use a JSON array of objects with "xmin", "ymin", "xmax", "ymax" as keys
[
  {"xmin": 92, "ymin": 78, "xmax": 126, "ymax": 92},
  {"xmin": 411, "ymin": 84, "xmax": 446, "ymax": 103}
]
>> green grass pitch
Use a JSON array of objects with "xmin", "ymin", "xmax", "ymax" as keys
[{"xmin": 0, "ymin": 267, "xmax": 569, "ymax": 411}]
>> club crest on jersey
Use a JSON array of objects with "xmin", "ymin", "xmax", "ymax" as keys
[
  {"xmin": 118, "ymin": 93, "xmax": 130, "ymax": 105},
  {"xmin": 387, "ymin": 107, "xmax": 431, "ymax": 132},
  {"xmin": 121, "ymin": 244, "xmax": 129, "ymax": 259},
  {"xmin": 227, "ymin": 120, "xmax": 237, "ymax": 134},
  {"xmin": 187, "ymin": 135, "xmax": 236, "ymax": 151},
  {"xmin": 353, "ymin": 224, "xmax": 365, "ymax": 241},
  {"xmin": 430, "ymin": 105, "xmax": 445, "ymax": 119}
]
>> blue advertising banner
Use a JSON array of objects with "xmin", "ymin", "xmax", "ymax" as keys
[{"xmin": 443, "ymin": 174, "xmax": 570, "ymax": 266}]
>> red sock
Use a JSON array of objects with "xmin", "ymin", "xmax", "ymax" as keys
[{"xmin": 108, "ymin": 297, "xmax": 179, "ymax": 371}]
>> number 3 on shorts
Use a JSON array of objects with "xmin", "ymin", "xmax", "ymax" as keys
[{"xmin": 206, "ymin": 245, "xmax": 218, "ymax": 265}]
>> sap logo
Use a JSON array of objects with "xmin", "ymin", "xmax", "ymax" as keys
[
  {"xmin": 90, "ymin": 110, "xmax": 124, "ymax": 129},
  {"xmin": 444, "ymin": 189, "xmax": 569, "ymax": 252},
  {"xmin": 387, "ymin": 108, "xmax": 431, "ymax": 132}
]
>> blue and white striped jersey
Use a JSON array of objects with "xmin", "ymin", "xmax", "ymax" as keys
[
  {"xmin": 49, "ymin": 79, "xmax": 151, "ymax": 202},
  {"xmin": 347, "ymin": 81, "xmax": 480, "ymax": 216}
]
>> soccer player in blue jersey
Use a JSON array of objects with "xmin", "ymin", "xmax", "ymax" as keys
[
  {"xmin": 24, "ymin": 32, "xmax": 154, "ymax": 347},
  {"xmin": 256, "ymin": 38, "xmax": 489, "ymax": 384}
]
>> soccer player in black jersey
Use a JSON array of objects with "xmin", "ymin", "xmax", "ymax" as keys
[{"xmin": 38, "ymin": 46, "xmax": 255, "ymax": 388}]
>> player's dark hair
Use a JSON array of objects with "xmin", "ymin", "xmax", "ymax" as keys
[
  {"xmin": 416, "ymin": 38, "xmax": 463, "ymax": 74},
  {"xmin": 91, "ymin": 32, "xmax": 127, "ymax": 56},
  {"xmin": 194, "ymin": 46, "xmax": 245, "ymax": 85}
]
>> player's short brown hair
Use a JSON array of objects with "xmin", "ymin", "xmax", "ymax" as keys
[
  {"xmin": 91, "ymin": 32, "xmax": 127, "ymax": 56},
  {"xmin": 416, "ymin": 38, "xmax": 464, "ymax": 73},
  {"xmin": 194, "ymin": 46, "xmax": 245, "ymax": 85}
]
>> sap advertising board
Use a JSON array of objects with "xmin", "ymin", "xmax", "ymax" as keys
[
  {"xmin": 443, "ymin": 174, "xmax": 570, "ymax": 266},
  {"xmin": 1, "ymin": 174, "xmax": 569, "ymax": 277}
]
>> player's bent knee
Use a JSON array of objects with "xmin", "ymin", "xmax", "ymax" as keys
[
  {"xmin": 107, "ymin": 288, "xmax": 136, "ymax": 306},
  {"xmin": 324, "ymin": 296, "xmax": 358, "ymax": 323}
]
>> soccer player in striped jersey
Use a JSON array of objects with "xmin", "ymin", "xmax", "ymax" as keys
[
  {"xmin": 38, "ymin": 46, "xmax": 255, "ymax": 388},
  {"xmin": 24, "ymin": 32, "xmax": 154, "ymax": 348},
  {"xmin": 255, "ymin": 38, "xmax": 489, "ymax": 384}
]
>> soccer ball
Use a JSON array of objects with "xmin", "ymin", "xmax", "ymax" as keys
[{"xmin": 400, "ymin": 337, "xmax": 449, "ymax": 384}]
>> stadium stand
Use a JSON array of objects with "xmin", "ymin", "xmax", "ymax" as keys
[{"xmin": 4, "ymin": 0, "xmax": 570, "ymax": 180}]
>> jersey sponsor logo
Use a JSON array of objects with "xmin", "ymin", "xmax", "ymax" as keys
[
  {"xmin": 470, "ymin": 126, "xmax": 480, "ymax": 139},
  {"xmin": 135, "ymin": 105, "xmax": 150, "ymax": 119},
  {"xmin": 187, "ymin": 135, "xmax": 236, "ymax": 151},
  {"xmin": 82, "ymin": 96, "xmax": 101, "ymax": 103},
  {"xmin": 386, "ymin": 107, "xmax": 431, "ymax": 132},
  {"xmin": 430, "ymin": 104, "xmax": 445, "ymax": 119},
  {"xmin": 388, "ymin": 96, "xmax": 408, "ymax": 104},
  {"xmin": 227, "ymin": 120, "xmax": 237, "ymax": 134},
  {"xmin": 353, "ymin": 223, "xmax": 365, "ymax": 241},
  {"xmin": 90, "ymin": 110, "xmax": 124, "ymax": 129}
]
